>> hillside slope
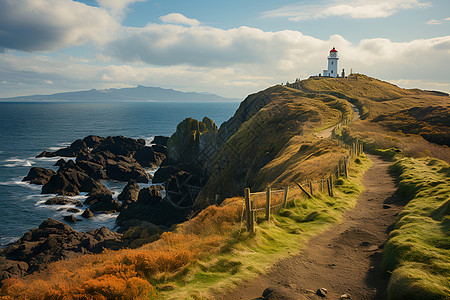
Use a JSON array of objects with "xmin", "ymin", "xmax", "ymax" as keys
[{"xmin": 196, "ymin": 84, "xmax": 353, "ymax": 207}]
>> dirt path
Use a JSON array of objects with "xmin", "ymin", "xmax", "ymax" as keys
[
  {"xmin": 318, "ymin": 104, "xmax": 360, "ymax": 139},
  {"xmin": 216, "ymin": 155, "xmax": 404, "ymax": 300}
]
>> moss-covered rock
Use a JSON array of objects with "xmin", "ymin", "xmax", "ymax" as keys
[{"xmin": 167, "ymin": 116, "xmax": 218, "ymax": 165}]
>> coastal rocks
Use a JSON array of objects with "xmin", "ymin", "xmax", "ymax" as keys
[
  {"xmin": 167, "ymin": 117, "xmax": 218, "ymax": 165},
  {"xmin": 0, "ymin": 219, "xmax": 123, "ymax": 281},
  {"xmin": 42, "ymin": 169, "xmax": 107, "ymax": 196},
  {"xmin": 82, "ymin": 135, "xmax": 105, "ymax": 148},
  {"xmin": 117, "ymin": 179, "xmax": 140, "ymax": 204},
  {"xmin": 22, "ymin": 167, "xmax": 56, "ymax": 185},
  {"xmin": 116, "ymin": 185, "xmax": 188, "ymax": 228},
  {"xmin": 54, "ymin": 139, "xmax": 89, "ymax": 157},
  {"xmin": 121, "ymin": 220, "xmax": 164, "ymax": 248},
  {"xmin": 44, "ymin": 196, "xmax": 82, "ymax": 207},
  {"xmin": 36, "ymin": 151, "xmax": 56, "ymax": 158},
  {"xmin": 92, "ymin": 136, "xmax": 145, "ymax": 156},
  {"xmin": 63, "ymin": 215, "xmax": 81, "ymax": 223},
  {"xmin": 81, "ymin": 208, "xmax": 94, "ymax": 219},
  {"xmin": 151, "ymin": 135, "xmax": 169, "ymax": 146},
  {"xmin": 104, "ymin": 155, "xmax": 151, "ymax": 183},
  {"xmin": 85, "ymin": 188, "xmax": 121, "ymax": 213},
  {"xmin": 133, "ymin": 146, "xmax": 166, "ymax": 168}
]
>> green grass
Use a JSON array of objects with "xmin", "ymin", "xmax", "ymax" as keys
[
  {"xmin": 155, "ymin": 154, "xmax": 371, "ymax": 299},
  {"xmin": 383, "ymin": 157, "xmax": 450, "ymax": 299}
]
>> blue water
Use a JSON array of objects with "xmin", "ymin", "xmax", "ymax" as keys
[{"xmin": 0, "ymin": 101, "xmax": 239, "ymax": 247}]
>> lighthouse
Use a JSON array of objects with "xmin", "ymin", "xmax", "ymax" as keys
[{"xmin": 323, "ymin": 47, "xmax": 339, "ymax": 77}]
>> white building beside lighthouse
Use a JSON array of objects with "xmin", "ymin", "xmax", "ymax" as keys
[{"xmin": 323, "ymin": 47, "xmax": 339, "ymax": 77}]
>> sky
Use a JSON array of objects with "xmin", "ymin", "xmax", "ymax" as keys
[{"xmin": 0, "ymin": 0, "xmax": 449, "ymax": 99}]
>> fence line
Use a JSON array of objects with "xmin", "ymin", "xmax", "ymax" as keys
[{"xmin": 244, "ymin": 139, "xmax": 364, "ymax": 234}]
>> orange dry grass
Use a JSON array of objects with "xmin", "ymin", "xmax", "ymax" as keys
[{"xmin": 0, "ymin": 198, "xmax": 244, "ymax": 299}]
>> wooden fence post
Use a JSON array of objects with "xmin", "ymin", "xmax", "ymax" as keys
[
  {"xmin": 244, "ymin": 188, "xmax": 251, "ymax": 232},
  {"xmin": 283, "ymin": 186, "xmax": 289, "ymax": 208},
  {"xmin": 328, "ymin": 175, "xmax": 334, "ymax": 197},
  {"xmin": 344, "ymin": 159, "xmax": 349, "ymax": 179},
  {"xmin": 296, "ymin": 182, "xmax": 312, "ymax": 199},
  {"xmin": 250, "ymin": 199, "xmax": 255, "ymax": 234},
  {"xmin": 266, "ymin": 186, "xmax": 271, "ymax": 221},
  {"xmin": 309, "ymin": 181, "xmax": 313, "ymax": 196}
]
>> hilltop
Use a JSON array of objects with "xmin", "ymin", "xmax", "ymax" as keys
[{"xmin": 0, "ymin": 85, "xmax": 239, "ymax": 102}]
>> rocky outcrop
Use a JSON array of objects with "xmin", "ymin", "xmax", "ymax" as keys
[
  {"xmin": 118, "ymin": 180, "xmax": 140, "ymax": 204},
  {"xmin": 116, "ymin": 185, "xmax": 188, "ymax": 228},
  {"xmin": 104, "ymin": 155, "xmax": 151, "ymax": 183},
  {"xmin": 81, "ymin": 208, "xmax": 94, "ymax": 219},
  {"xmin": 82, "ymin": 135, "xmax": 105, "ymax": 148},
  {"xmin": 54, "ymin": 139, "xmax": 89, "ymax": 157},
  {"xmin": 36, "ymin": 151, "xmax": 56, "ymax": 158},
  {"xmin": 121, "ymin": 220, "xmax": 164, "ymax": 248},
  {"xmin": 22, "ymin": 167, "xmax": 56, "ymax": 185},
  {"xmin": 0, "ymin": 219, "xmax": 122, "ymax": 281},
  {"xmin": 151, "ymin": 135, "xmax": 169, "ymax": 146},
  {"xmin": 92, "ymin": 136, "xmax": 145, "ymax": 156},
  {"xmin": 167, "ymin": 117, "xmax": 218, "ymax": 165},
  {"xmin": 133, "ymin": 146, "xmax": 166, "ymax": 168},
  {"xmin": 44, "ymin": 197, "xmax": 82, "ymax": 207},
  {"xmin": 42, "ymin": 169, "xmax": 107, "ymax": 196},
  {"xmin": 84, "ymin": 188, "xmax": 121, "ymax": 213}
]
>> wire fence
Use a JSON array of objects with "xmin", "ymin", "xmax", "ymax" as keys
[{"xmin": 244, "ymin": 139, "xmax": 364, "ymax": 234}]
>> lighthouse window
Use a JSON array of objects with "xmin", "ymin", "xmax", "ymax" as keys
[
  {"xmin": 331, "ymin": 70, "xmax": 333, "ymax": 74},
  {"xmin": 331, "ymin": 62, "xmax": 333, "ymax": 65}
]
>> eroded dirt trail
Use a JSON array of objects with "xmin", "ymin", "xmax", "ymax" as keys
[{"xmin": 217, "ymin": 155, "xmax": 404, "ymax": 300}]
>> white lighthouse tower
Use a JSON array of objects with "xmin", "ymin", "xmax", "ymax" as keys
[{"xmin": 323, "ymin": 47, "xmax": 339, "ymax": 77}]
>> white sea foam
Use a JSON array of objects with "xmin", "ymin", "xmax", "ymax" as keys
[
  {"xmin": 2, "ymin": 158, "xmax": 34, "ymax": 167},
  {"xmin": 0, "ymin": 180, "xmax": 42, "ymax": 191},
  {"xmin": 0, "ymin": 236, "xmax": 20, "ymax": 247},
  {"xmin": 139, "ymin": 136, "xmax": 155, "ymax": 146}
]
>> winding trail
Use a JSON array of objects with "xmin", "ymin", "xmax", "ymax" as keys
[{"xmin": 216, "ymin": 155, "xmax": 404, "ymax": 299}]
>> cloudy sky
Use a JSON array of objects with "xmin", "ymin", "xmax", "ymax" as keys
[{"xmin": 0, "ymin": 0, "xmax": 449, "ymax": 98}]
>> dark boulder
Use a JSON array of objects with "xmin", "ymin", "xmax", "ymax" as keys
[
  {"xmin": 0, "ymin": 219, "xmax": 122, "ymax": 280},
  {"xmin": 57, "ymin": 159, "xmax": 83, "ymax": 173},
  {"xmin": 54, "ymin": 158, "xmax": 66, "ymax": 167},
  {"xmin": 133, "ymin": 146, "xmax": 166, "ymax": 168},
  {"xmin": 152, "ymin": 165, "xmax": 180, "ymax": 183},
  {"xmin": 81, "ymin": 208, "xmax": 94, "ymax": 219},
  {"xmin": 121, "ymin": 220, "xmax": 164, "ymax": 248},
  {"xmin": 54, "ymin": 139, "xmax": 89, "ymax": 157},
  {"xmin": 151, "ymin": 135, "xmax": 169, "ymax": 146},
  {"xmin": 22, "ymin": 167, "xmax": 56, "ymax": 185},
  {"xmin": 92, "ymin": 136, "xmax": 145, "ymax": 156},
  {"xmin": 67, "ymin": 208, "xmax": 81, "ymax": 213},
  {"xmin": 118, "ymin": 180, "xmax": 140, "ymax": 204},
  {"xmin": 116, "ymin": 185, "xmax": 188, "ymax": 228},
  {"xmin": 76, "ymin": 160, "xmax": 106, "ymax": 180},
  {"xmin": 36, "ymin": 151, "xmax": 56, "ymax": 158},
  {"xmin": 42, "ymin": 169, "xmax": 107, "ymax": 196},
  {"xmin": 151, "ymin": 144, "xmax": 167, "ymax": 155},
  {"xmin": 63, "ymin": 215, "xmax": 81, "ymax": 223},
  {"xmin": 82, "ymin": 135, "xmax": 105, "ymax": 148},
  {"xmin": 85, "ymin": 188, "xmax": 121, "ymax": 213},
  {"xmin": 45, "ymin": 197, "xmax": 82, "ymax": 207},
  {"xmin": 105, "ymin": 155, "xmax": 151, "ymax": 183}
]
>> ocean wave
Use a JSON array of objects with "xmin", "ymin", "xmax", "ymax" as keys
[
  {"xmin": 0, "ymin": 180, "xmax": 42, "ymax": 191},
  {"xmin": 2, "ymin": 158, "xmax": 35, "ymax": 167},
  {"xmin": 140, "ymin": 136, "xmax": 155, "ymax": 146},
  {"xmin": 0, "ymin": 236, "xmax": 20, "ymax": 248}
]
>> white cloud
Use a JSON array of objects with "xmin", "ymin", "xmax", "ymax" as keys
[
  {"xmin": 426, "ymin": 19, "xmax": 442, "ymax": 25},
  {"xmin": 160, "ymin": 13, "xmax": 200, "ymax": 26},
  {"xmin": 262, "ymin": 0, "xmax": 431, "ymax": 21},
  {"xmin": 0, "ymin": 0, "xmax": 119, "ymax": 52},
  {"xmin": 426, "ymin": 16, "xmax": 450, "ymax": 25},
  {"xmin": 96, "ymin": 0, "xmax": 145, "ymax": 19}
]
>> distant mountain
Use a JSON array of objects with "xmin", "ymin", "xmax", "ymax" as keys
[{"xmin": 0, "ymin": 85, "xmax": 240, "ymax": 102}]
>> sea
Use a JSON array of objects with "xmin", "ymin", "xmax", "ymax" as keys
[{"xmin": 0, "ymin": 101, "xmax": 239, "ymax": 247}]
